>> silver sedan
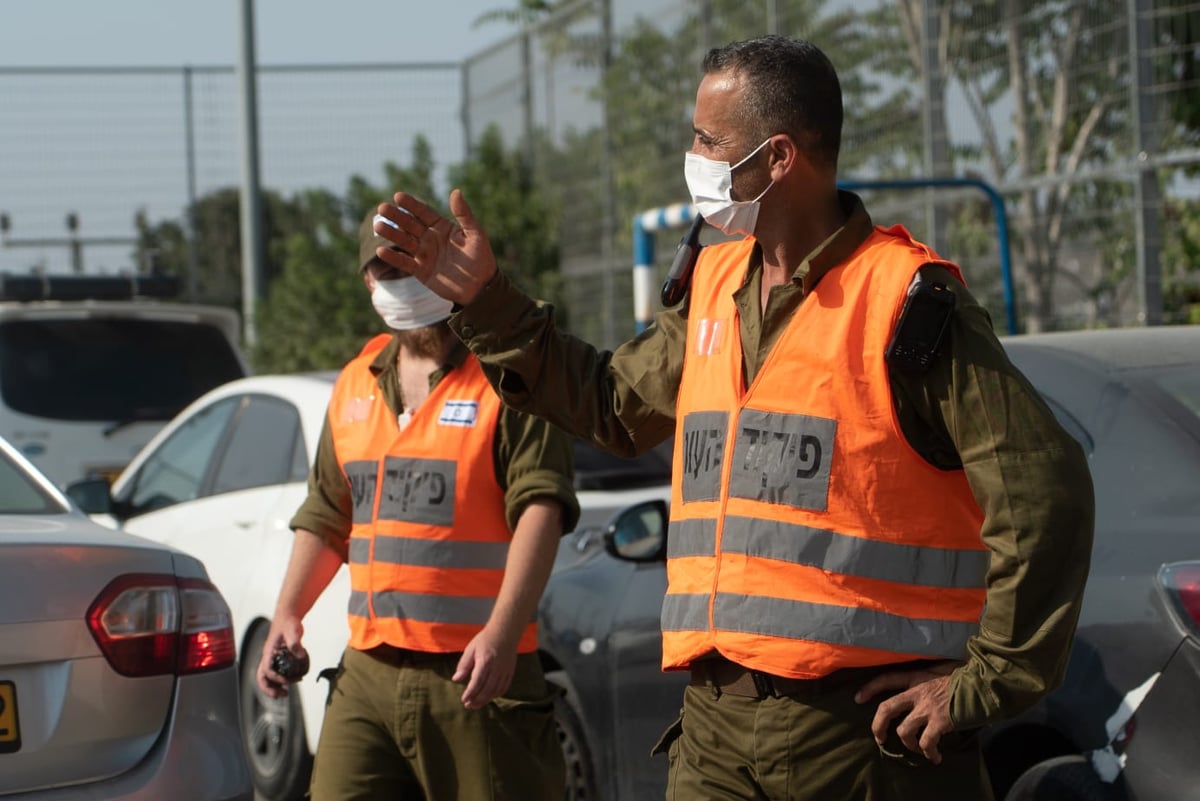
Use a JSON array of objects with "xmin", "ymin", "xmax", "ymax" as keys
[{"xmin": 0, "ymin": 434, "xmax": 252, "ymax": 800}]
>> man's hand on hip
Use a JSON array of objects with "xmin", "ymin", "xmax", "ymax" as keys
[{"xmin": 854, "ymin": 661, "xmax": 960, "ymax": 764}]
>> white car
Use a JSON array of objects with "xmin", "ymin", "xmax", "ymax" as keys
[
  {"xmin": 68, "ymin": 373, "xmax": 342, "ymax": 801},
  {"xmin": 67, "ymin": 370, "xmax": 678, "ymax": 801},
  {"xmin": 0, "ymin": 274, "xmax": 248, "ymax": 489}
]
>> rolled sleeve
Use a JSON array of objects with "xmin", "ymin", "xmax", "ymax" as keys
[
  {"xmin": 288, "ymin": 417, "xmax": 353, "ymax": 563},
  {"xmin": 495, "ymin": 404, "xmax": 580, "ymax": 535}
]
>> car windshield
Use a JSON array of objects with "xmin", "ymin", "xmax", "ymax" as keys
[
  {"xmin": 0, "ymin": 318, "xmax": 244, "ymax": 422},
  {"xmin": 0, "ymin": 446, "xmax": 66, "ymax": 514}
]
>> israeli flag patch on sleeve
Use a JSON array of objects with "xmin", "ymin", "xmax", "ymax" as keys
[{"xmin": 439, "ymin": 400, "xmax": 479, "ymax": 427}]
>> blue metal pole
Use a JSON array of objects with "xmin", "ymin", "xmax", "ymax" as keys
[
  {"xmin": 632, "ymin": 203, "xmax": 694, "ymax": 333},
  {"xmin": 632, "ymin": 217, "xmax": 653, "ymax": 334}
]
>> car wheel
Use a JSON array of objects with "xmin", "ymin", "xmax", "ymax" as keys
[
  {"xmin": 1003, "ymin": 755, "xmax": 1111, "ymax": 801},
  {"xmin": 546, "ymin": 670, "xmax": 597, "ymax": 801},
  {"xmin": 240, "ymin": 623, "xmax": 313, "ymax": 801}
]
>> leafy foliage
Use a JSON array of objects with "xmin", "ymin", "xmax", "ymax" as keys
[
  {"xmin": 135, "ymin": 187, "xmax": 306, "ymax": 311},
  {"xmin": 133, "ymin": 130, "xmax": 562, "ymax": 373},
  {"xmin": 250, "ymin": 136, "xmax": 453, "ymax": 372},
  {"xmin": 449, "ymin": 125, "xmax": 564, "ymax": 313}
]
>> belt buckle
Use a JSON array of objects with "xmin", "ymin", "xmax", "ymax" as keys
[{"xmin": 750, "ymin": 670, "xmax": 776, "ymax": 699}]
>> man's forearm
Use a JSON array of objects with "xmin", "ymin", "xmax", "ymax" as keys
[
  {"xmin": 273, "ymin": 528, "xmax": 346, "ymax": 621},
  {"xmin": 486, "ymin": 499, "xmax": 563, "ymax": 649}
]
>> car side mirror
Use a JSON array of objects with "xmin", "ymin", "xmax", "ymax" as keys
[
  {"xmin": 603, "ymin": 499, "xmax": 668, "ymax": 563},
  {"xmin": 65, "ymin": 476, "xmax": 115, "ymax": 516}
]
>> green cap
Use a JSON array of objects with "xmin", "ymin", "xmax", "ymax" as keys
[{"xmin": 358, "ymin": 208, "xmax": 400, "ymax": 272}]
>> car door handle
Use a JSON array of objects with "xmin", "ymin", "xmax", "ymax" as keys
[{"xmin": 234, "ymin": 520, "xmax": 255, "ymax": 529}]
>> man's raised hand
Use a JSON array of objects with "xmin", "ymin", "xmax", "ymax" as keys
[{"xmin": 373, "ymin": 189, "xmax": 498, "ymax": 306}]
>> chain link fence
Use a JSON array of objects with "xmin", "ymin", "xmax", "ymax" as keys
[
  {"xmin": 0, "ymin": 62, "xmax": 460, "ymax": 280},
  {"xmin": 3, "ymin": 0, "xmax": 1198, "ymax": 346},
  {"xmin": 465, "ymin": 0, "xmax": 1200, "ymax": 342}
]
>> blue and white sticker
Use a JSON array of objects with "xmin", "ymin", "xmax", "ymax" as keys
[{"xmin": 439, "ymin": 400, "xmax": 479, "ymax": 427}]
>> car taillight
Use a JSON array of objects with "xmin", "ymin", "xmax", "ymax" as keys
[
  {"xmin": 1159, "ymin": 561, "xmax": 1200, "ymax": 636},
  {"xmin": 86, "ymin": 574, "xmax": 236, "ymax": 677}
]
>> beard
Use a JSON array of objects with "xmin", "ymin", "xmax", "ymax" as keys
[{"xmin": 394, "ymin": 320, "xmax": 451, "ymax": 360}]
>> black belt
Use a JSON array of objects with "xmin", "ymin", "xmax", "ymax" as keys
[
  {"xmin": 360, "ymin": 644, "xmax": 459, "ymax": 667},
  {"xmin": 688, "ymin": 656, "xmax": 929, "ymax": 700}
]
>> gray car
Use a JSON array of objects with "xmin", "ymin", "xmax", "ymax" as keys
[
  {"xmin": 539, "ymin": 325, "xmax": 1200, "ymax": 801},
  {"xmin": 0, "ymin": 435, "xmax": 252, "ymax": 800}
]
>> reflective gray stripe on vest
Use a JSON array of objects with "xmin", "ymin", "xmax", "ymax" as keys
[
  {"xmin": 680, "ymin": 411, "xmax": 729, "ymax": 502},
  {"xmin": 344, "ymin": 461, "xmax": 379, "ymax": 524},
  {"xmin": 662, "ymin": 591, "xmax": 976, "ymax": 659},
  {"xmin": 371, "ymin": 591, "xmax": 495, "ymax": 625},
  {"xmin": 729, "ymin": 409, "xmax": 836, "ymax": 512},
  {"xmin": 348, "ymin": 590, "xmax": 370, "ymax": 618},
  {"xmin": 661, "ymin": 592, "xmax": 711, "ymax": 632},
  {"xmin": 713, "ymin": 592, "xmax": 976, "ymax": 659},
  {"xmin": 667, "ymin": 518, "xmax": 717, "ymax": 558},
  {"xmin": 349, "ymin": 535, "xmax": 509, "ymax": 570},
  {"xmin": 665, "ymin": 516, "xmax": 986, "ymax": 588},
  {"xmin": 720, "ymin": 516, "xmax": 988, "ymax": 589},
  {"xmin": 377, "ymin": 456, "xmax": 456, "ymax": 527}
]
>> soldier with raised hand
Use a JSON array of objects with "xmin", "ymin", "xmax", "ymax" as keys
[{"xmin": 374, "ymin": 35, "xmax": 1093, "ymax": 801}]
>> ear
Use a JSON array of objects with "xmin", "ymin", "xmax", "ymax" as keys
[
  {"xmin": 768, "ymin": 134, "xmax": 799, "ymax": 181},
  {"xmin": 362, "ymin": 272, "xmax": 374, "ymax": 292}
]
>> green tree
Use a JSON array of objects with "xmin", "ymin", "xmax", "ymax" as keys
[
  {"xmin": 1162, "ymin": 196, "xmax": 1200, "ymax": 323},
  {"xmin": 450, "ymin": 124, "xmax": 565, "ymax": 317},
  {"xmin": 250, "ymin": 131, "xmax": 562, "ymax": 372},
  {"xmin": 247, "ymin": 187, "xmax": 377, "ymax": 372},
  {"xmin": 250, "ymin": 136, "xmax": 443, "ymax": 372},
  {"xmin": 1159, "ymin": 7, "xmax": 1200, "ymax": 152},
  {"xmin": 134, "ymin": 187, "xmax": 306, "ymax": 314}
]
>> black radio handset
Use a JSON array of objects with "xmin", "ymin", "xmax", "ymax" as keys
[{"xmin": 660, "ymin": 213, "xmax": 706, "ymax": 308}]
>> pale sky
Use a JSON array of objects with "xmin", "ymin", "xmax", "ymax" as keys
[
  {"xmin": 0, "ymin": 0, "xmax": 531, "ymax": 276},
  {"xmin": 0, "ymin": 0, "xmax": 518, "ymax": 67}
]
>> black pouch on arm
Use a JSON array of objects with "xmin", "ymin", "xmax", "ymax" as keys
[{"xmin": 885, "ymin": 277, "xmax": 956, "ymax": 374}]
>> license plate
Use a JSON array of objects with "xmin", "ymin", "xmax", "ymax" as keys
[{"xmin": 0, "ymin": 681, "xmax": 20, "ymax": 753}]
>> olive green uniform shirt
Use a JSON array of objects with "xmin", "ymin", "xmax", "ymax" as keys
[
  {"xmin": 290, "ymin": 334, "xmax": 581, "ymax": 561},
  {"xmin": 448, "ymin": 192, "xmax": 1095, "ymax": 732}
]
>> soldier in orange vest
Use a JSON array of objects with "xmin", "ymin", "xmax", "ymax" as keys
[
  {"xmin": 371, "ymin": 37, "xmax": 1094, "ymax": 801},
  {"xmin": 256, "ymin": 209, "xmax": 580, "ymax": 801}
]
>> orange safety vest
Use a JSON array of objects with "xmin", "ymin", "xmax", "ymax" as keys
[
  {"xmin": 327, "ymin": 335, "xmax": 535, "ymax": 654},
  {"xmin": 665, "ymin": 225, "xmax": 987, "ymax": 679}
]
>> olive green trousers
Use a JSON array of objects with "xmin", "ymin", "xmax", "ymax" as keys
[
  {"xmin": 309, "ymin": 646, "xmax": 564, "ymax": 801},
  {"xmin": 656, "ymin": 678, "xmax": 995, "ymax": 801}
]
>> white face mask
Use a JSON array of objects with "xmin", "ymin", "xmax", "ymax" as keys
[
  {"xmin": 370, "ymin": 276, "xmax": 454, "ymax": 331},
  {"xmin": 684, "ymin": 137, "xmax": 775, "ymax": 236}
]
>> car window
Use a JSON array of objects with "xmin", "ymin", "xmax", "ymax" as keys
[
  {"xmin": 210, "ymin": 395, "xmax": 303, "ymax": 495},
  {"xmin": 0, "ymin": 447, "xmax": 64, "ymax": 514},
  {"xmin": 121, "ymin": 397, "xmax": 239, "ymax": 516},
  {"xmin": 289, "ymin": 426, "xmax": 310, "ymax": 482},
  {"xmin": 0, "ymin": 318, "xmax": 244, "ymax": 422}
]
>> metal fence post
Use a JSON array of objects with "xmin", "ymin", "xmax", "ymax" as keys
[
  {"xmin": 182, "ymin": 65, "xmax": 199, "ymax": 302},
  {"xmin": 1128, "ymin": 0, "xmax": 1164, "ymax": 325}
]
